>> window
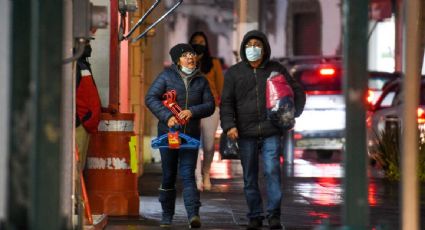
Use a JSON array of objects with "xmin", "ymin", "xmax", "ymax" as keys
[{"xmin": 380, "ymin": 91, "xmax": 395, "ymax": 108}]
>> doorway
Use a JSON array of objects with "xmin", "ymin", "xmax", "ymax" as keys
[
  {"xmin": 286, "ymin": 0, "xmax": 322, "ymax": 56},
  {"xmin": 293, "ymin": 12, "xmax": 321, "ymax": 55}
]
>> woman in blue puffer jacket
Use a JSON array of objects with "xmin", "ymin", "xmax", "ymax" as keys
[{"xmin": 145, "ymin": 43, "xmax": 215, "ymax": 228}]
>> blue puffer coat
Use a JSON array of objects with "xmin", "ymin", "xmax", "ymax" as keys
[{"xmin": 145, "ymin": 65, "xmax": 215, "ymax": 139}]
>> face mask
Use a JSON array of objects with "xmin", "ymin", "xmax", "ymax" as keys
[
  {"xmin": 245, "ymin": 46, "xmax": 262, "ymax": 62},
  {"xmin": 181, "ymin": 66, "xmax": 195, "ymax": 75},
  {"xmin": 192, "ymin": 44, "xmax": 206, "ymax": 55}
]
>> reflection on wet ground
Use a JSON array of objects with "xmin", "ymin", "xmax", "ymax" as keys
[{"xmin": 106, "ymin": 149, "xmax": 424, "ymax": 230}]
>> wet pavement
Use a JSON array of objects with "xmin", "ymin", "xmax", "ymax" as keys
[{"xmin": 105, "ymin": 150, "xmax": 425, "ymax": 230}]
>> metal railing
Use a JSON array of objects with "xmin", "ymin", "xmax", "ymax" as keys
[{"xmin": 121, "ymin": 0, "xmax": 183, "ymax": 43}]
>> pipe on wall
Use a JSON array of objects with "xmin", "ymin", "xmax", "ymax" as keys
[
  {"xmin": 60, "ymin": 0, "xmax": 75, "ymax": 228},
  {"xmin": 0, "ymin": 0, "xmax": 11, "ymax": 224},
  {"xmin": 109, "ymin": 0, "xmax": 120, "ymax": 112}
]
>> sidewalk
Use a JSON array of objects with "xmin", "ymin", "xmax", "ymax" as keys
[{"xmin": 105, "ymin": 151, "xmax": 425, "ymax": 229}]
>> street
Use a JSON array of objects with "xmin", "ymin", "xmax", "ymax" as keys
[{"xmin": 105, "ymin": 150, "xmax": 424, "ymax": 229}]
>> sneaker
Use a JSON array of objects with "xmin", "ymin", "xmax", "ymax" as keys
[
  {"xmin": 159, "ymin": 214, "xmax": 173, "ymax": 228},
  {"xmin": 246, "ymin": 217, "xmax": 263, "ymax": 230},
  {"xmin": 159, "ymin": 223, "xmax": 171, "ymax": 228},
  {"xmin": 189, "ymin": 215, "xmax": 201, "ymax": 229},
  {"xmin": 268, "ymin": 215, "xmax": 283, "ymax": 229}
]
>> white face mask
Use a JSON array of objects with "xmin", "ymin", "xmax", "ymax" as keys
[
  {"xmin": 181, "ymin": 66, "xmax": 195, "ymax": 75},
  {"xmin": 245, "ymin": 46, "xmax": 262, "ymax": 62}
]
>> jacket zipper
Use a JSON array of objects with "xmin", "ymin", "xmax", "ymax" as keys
[
  {"xmin": 254, "ymin": 68, "xmax": 262, "ymax": 137},
  {"xmin": 183, "ymin": 78, "xmax": 193, "ymax": 134}
]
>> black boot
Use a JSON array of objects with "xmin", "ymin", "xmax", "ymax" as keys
[
  {"xmin": 182, "ymin": 186, "xmax": 202, "ymax": 228},
  {"xmin": 246, "ymin": 217, "xmax": 263, "ymax": 230},
  {"xmin": 159, "ymin": 188, "xmax": 176, "ymax": 227},
  {"xmin": 268, "ymin": 215, "xmax": 283, "ymax": 229},
  {"xmin": 189, "ymin": 215, "xmax": 201, "ymax": 228}
]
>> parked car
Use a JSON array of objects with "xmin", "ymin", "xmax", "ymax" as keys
[
  {"xmin": 366, "ymin": 77, "xmax": 425, "ymax": 150},
  {"xmin": 367, "ymin": 71, "xmax": 400, "ymax": 106},
  {"xmin": 278, "ymin": 56, "xmax": 400, "ymax": 159},
  {"xmin": 279, "ymin": 56, "xmax": 344, "ymax": 159}
]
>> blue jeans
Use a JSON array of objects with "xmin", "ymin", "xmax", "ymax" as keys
[
  {"xmin": 160, "ymin": 148, "xmax": 201, "ymax": 219},
  {"xmin": 238, "ymin": 135, "xmax": 282, "ymax": 219}
]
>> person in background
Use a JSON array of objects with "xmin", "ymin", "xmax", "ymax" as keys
[
  {"xmin": 189, "ymin": 31, "xmax": 224, "ymax": 191},
  {"xmin": 218, "ymin": 57, "xmax": 229, "ymax": 74},
  {"xmin": 145, "ymin": 43, "xmax": 215, "ymax": 228},
  {"xmin": 75, "ymin": 38, "xmax": 102, "ymax": 169},
  {"xmin": 220, "ymin": 30, "xmax": 306, "ymax": 230},
  {"xmin": 75, "ymin": 38, "xmax": 102, "ymax": 226}
]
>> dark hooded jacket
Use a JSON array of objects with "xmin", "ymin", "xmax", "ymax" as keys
[
  {"xmin": 145, "ymin": 64, "xmax": 215, "ymax": 138},
  {"xmin": 220, "ymin": 30, "xmax": 306, "ymax": 138}
]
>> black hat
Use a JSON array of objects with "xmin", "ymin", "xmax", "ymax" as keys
[{"xmin": 169, "ymin": 43, "xmax": 195, "ymax": 64}]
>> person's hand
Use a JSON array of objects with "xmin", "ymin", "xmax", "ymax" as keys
[
  {"xmin": 167, "ymin": 116, "xmax": 179, "ymax": 128},
  {"xmin": 227, "ymin": 127, "xmax": 238, "ymax": 140},
  {"xmin": 178, "ymin": 110, "xmax": 192, "ymax": 121}
]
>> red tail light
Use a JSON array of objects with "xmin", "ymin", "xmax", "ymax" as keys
[
  {"xmin": 294, "ymin": 133, "xmax": 303, "ymax": 140},
  {"xmin": 366, "ymin": 90, "xmax": 374, "ymax": 105},
  {"xmin": 306, "ymin": 90, "xmax": 342, "ymax": 95},
  {"xmin": 417, "ymin": 108, "xmax": 425, "ymax": 124},
  {"xmin": 319, "ymin": 67, "xmax": 336, "ymax": 77}
]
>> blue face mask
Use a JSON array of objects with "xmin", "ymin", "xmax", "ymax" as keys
[
  {"xmin": 245, "ymin": 46, "xmax": 262, "ymax": 62},
  {"xmin": 181, "ymin": 66, "xmax": 195, "ymax": 75}
]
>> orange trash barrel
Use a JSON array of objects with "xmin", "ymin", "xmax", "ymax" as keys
[{"xmin": 85, "ymin": 113, "xmax": 139, "ymax": 216}]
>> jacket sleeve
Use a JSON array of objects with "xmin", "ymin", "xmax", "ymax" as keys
[
  {"xmin": 188, "ymin": 78, "xmax": 215, "ymax": 119},
  {"xmin": 220, "ymin": 69, "xmax": 237, "ymax": 133},
  {"xmin": 145, "ymin": 72, "xmax": 174, "ymax": 123},
  {"xmin": 76, "ymin": 63, "xmax": 102, "ymax": 134},
  {"xmin": 280, "ymin": 65, "xmax": 306, "ymax": 117},
  {"xmin": 82, "ymin": 76, "xmax": 102, "ymax": 133}
]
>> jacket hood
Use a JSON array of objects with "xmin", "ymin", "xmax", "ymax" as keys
[{"xmin": 239, "ymin": 30, "xmax": 271, "ymax": 65}]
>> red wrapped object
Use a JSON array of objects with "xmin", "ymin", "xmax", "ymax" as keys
[
  {"xmin": 266, "ymin": 71, "xmax": 295, "ymax": 130},
  {"xmin": 266, "ymin": 72, "xmax": 294, "ymax": 110},
  {"xmin": 162, "ymin": 90, "xmax": 187, "ymax": 125}
]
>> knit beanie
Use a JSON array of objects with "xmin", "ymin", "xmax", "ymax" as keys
[{"xmin": 169, "ymin": 43, "xmax": 195, "ymax": 64}]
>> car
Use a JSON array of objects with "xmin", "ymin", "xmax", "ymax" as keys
[
  {"xmin": 366, "ymin": 77, "xmax": 425, "ymax": 151},
  {"xmin": 367, "ymin": 71, "xmax": 400, "ymax": 106},
  {"xmin": 277, "ymin": 56, "xmax": 400, "ymax": 159},
  {"xmin": 279, "ymin": 56, "xmax": 345, "ymax": 159}
]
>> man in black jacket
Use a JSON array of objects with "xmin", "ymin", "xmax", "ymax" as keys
[{"xmin": 220, "ymin": 30, "xmax": 305, "ymax": 230}]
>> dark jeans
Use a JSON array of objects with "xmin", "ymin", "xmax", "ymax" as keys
[
  {"xmin": 159, "ymin": 148, "xmax": 201, "ymax": 219},
  {"xmin": 238, "ymin": 135, "xmax": 282, "ymax": 219}
]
